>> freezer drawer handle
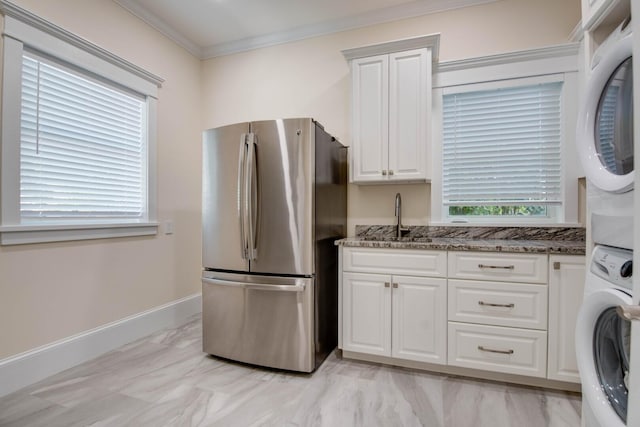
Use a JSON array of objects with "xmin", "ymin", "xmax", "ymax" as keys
[{"xmin": 202, "ymin": 277, "xmax": 306, "ymax": 292}]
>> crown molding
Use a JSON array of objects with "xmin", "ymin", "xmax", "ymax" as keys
[
  {"xmin": 117, "ymin": 0, "xmax": 497, "ymax": 59},
  {"xmin": 569, "ymin": 20, "xmax": 583, "ymax": 42},
  {"xmin": 436, "ymin": 43, "xmax": 580, "ymax": 73},
  {"xmin": 114, "ymin": 0, "xmax": 204, "ymax": 58},
  {"xmin": 0, "ymin": 0, "xmax": 164, "ymax": 87},
  {"xmin": 341, "ymin": 34, "xmax": 440, "ymax": 62}
]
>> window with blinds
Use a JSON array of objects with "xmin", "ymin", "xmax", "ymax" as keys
[
  {"xmin": 442, "ymin": 81, "xmax": 563, "ymax": 218},
  {"xmin": 19, "ymin": 52, "xmax": 147, "ymax": 222}
]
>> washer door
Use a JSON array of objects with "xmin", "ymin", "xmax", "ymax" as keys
[
  {"xmin": 577, "ymin": 31, "xmax": 634, "ymax": 193},
  {"xmin": 576, "ymin": 288, "xmax": 632, "ymax": 427}
]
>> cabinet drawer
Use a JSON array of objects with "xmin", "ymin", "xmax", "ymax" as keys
[
  {"xmin": 448, "ymin": 252, "xmax": 547, "ymax": 284},
  {"xmin": 448, "ymin": 322, "xmax": 547, "ymax": 378},
  {"xmin": 448, "ymin": 280, "xmax": 548, "ymax": 330},
  {"xmin": 343, "ymin": 247, "xmax": 447, "ymax": 277}
]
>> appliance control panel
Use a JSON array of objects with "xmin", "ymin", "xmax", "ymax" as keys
[{"xmin": 591, "ymin": 245, "xmax": 633, "ymax": 290}]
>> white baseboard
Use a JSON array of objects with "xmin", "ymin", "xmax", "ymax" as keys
[{"xmin": 0, "ymin": 293, "xmax": 202, "ymax": 398}]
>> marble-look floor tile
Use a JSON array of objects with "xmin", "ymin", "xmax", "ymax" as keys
[
  {"xmin": 0, "ymin": 316, "xmax": 581, "ymax": 427},
  {"xmin": 0, "ymin": 392, "xmax": 67, "ymax": 426}
]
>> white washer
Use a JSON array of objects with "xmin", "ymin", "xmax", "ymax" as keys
[{"xmin": 576, "ymin": 245, "xmax": 633, "ymax": 427}]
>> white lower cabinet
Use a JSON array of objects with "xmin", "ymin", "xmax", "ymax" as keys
[
  {"xmin": 342, "ymin": 272, "xmax": 391, "ymax": 356},
  {"xmin": 547, "ymin": 255, "xmax": 586, "ymax": 383},
  {"xmin": 342, "ymin": 271, "xmax": 447, "ymax": 364},
  {"xmin": 392, "ymin": 275, "xmax": 447, "ymax": 363},
  {"xmin": 340, "ymin": 247, "xmax": 585, "ymax": 388}
]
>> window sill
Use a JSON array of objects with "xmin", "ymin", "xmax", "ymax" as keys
[
  {"xmin": 0, "ymin": 222, "xmax": 158, "ymax": 245},
  {"xmin": 429, "ymin": 221, "xmax": 584, "ymax": 228}
]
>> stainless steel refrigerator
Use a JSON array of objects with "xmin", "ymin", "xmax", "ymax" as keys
[{"xmin": 201, "ymin": 118, "xmax": 347, "ymax": 372}]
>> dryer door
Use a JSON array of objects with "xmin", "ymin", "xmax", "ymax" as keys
[
  {"xmin": 576, "ymin": 288, "xmax": 632, "ymax": 427},
  {"xmin": 577, "ymin": 30, "xmax": 634, "ymax": 193}
]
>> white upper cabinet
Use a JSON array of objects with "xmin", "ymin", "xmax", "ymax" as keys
[
  {"xmin": 388, "ymin": 50, "xmax": 430, "ymax": 182},
  {"xmin": 351, "ymin": 54, "xmax": 389, "ymax": 182},
  {"xmin": 343, "ymin": 35, "xmax": 438, "ymax": 184}
]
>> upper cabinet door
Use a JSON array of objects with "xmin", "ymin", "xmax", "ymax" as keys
[
  {"xmin": 351, "ymin": 55, "xmax": 389, "ymax": 183},
  {"xmin": 388, "ymin": 48, "xmax": 430, "ymax": 182}
]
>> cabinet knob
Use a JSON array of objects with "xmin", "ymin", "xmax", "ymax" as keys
[
  {"xmin": 384, "ymin": 282, "xmax": 390, "ymax": 288},
  {"xmin": 388, "ymin": 170, "xmax": 394, "ymax": 176},
  {"xmin": 393, "ymin": 283, "xmax": 398, "ymax": 288},
  {"xmin": 381, "ymin": 170, "xmax": 387, "ymax": 176}
]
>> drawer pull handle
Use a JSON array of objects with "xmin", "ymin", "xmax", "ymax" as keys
[
  {"xmin": 478, "ymin": 301, "xmax": 515, "ymax": 309},
  {"xmin": 478, "ymin": 345, "xmax": 514, "ymax": 355},
  {"xmin": 478, "ymin": 264, "xmax": 515, "ymax": 270}
]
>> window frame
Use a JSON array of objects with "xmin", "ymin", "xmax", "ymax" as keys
[
  {"xmin": 430, "ymin": 44, "xmax": 581, "ymax": 226},
  {"xmin": 0, "ymin": 7, "xmax": 163, "ymax": 245}
]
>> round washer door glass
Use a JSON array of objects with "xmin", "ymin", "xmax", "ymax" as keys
[
  {"xmin": 595, "ymin": 57, "xmax": 634, "ymax": 176},
  {"xmin": 593, "ymin": 307, "xmax": 631, "ymax": 423}
]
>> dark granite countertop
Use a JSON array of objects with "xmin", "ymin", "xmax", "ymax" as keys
[{"xmin": 335, "ymin": 225, "xmax": 586, "ymax": 255}]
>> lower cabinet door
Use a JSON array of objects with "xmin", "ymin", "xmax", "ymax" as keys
[
  {"xmin": 547, "ymin": 255, "xmax": 585, "ymax": 383},
  {"xmin": 392, "ymin": 275, "xmax": 447, "ymax": 364},
  {"xmin": 342, "ymin": 272, "xmax": 391, "ymax": 356}
]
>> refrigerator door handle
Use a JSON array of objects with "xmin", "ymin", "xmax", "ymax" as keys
[
  {"xmin": 238, "ymin": 134, "xmax": 249, "ymax": 260},
  {"xmin": 202, "ymin": 277, "xmax": 306, "ymax": 292},
  {"xmin": 246, "ymin": 133, "xmax": 258, "ymax": 260}
]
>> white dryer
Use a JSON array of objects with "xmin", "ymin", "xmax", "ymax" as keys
[
  {"xmin": 577, "ymin": 19, "xmax": 633, "ymax": 194},
  {"xmin": 576, "ymin": 19, "xmax": 634, "ymax": 250},
  {"xmin": 576, "ymin": 245, "xmax": 633, "ymax": 427}
]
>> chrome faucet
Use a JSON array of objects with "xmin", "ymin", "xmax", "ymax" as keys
[{"xmin": 395, "ymin": 193, "xmax": 409, "ymax": 238}]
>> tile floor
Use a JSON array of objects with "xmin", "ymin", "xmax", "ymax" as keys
[{"xmin": 0, "ymin": 315, "xmax": 581, "ymax": 426}]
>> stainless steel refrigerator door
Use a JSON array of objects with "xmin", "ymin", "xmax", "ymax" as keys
[
  {"xmin": 248, "ymin": 118, "xmax": 315, "ymax": 275},
  {"xmin": 202, "ymin": 271, "xmax": 314, "ymax": 372},
  {"xmin": 202, "ymin": 122, "xmax": 251, "ymax": 271}
]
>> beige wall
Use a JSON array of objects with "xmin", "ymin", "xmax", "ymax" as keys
[
  {"xmin": 201, "ymin": 0, "xmax": 581, "ymax": 234},
  {"xmin": 0, "ymin": 0, "xmax": 202, "ymax": 358}
]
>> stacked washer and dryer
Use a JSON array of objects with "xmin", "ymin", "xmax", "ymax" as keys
[{"xmin": 575, "ymin": 18, "xmax": 634, "ymax": 427}]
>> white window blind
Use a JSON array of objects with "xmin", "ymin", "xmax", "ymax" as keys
[
  {"xmin": 20, "ymin": 52, "xmax": 147, "ymax": 222},
  {"xmin": 442, "ymin": 81, "xmax": 563, "ymax": 207}
]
